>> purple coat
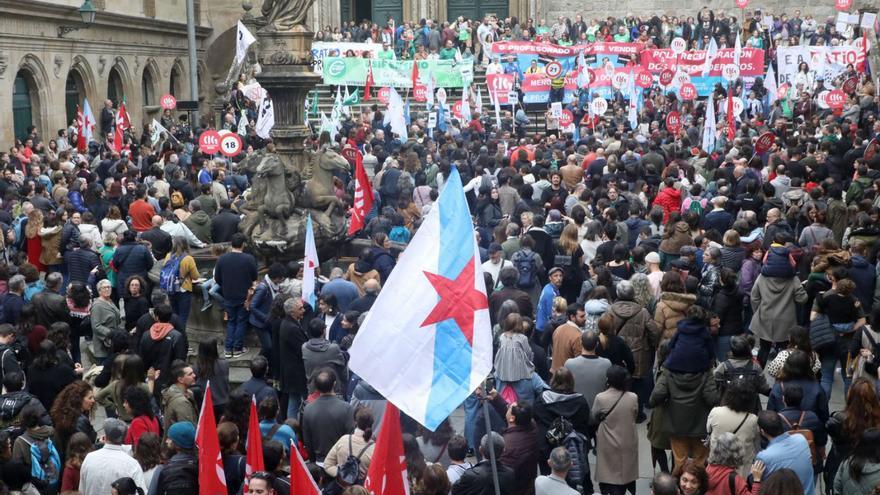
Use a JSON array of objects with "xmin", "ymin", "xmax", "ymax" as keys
[{"xmin": 739, "ymin": 257, "xmax": 761, "ymax": 303}]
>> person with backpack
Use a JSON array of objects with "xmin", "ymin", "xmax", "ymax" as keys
[
  {"xmin": 139, "ymin": 305, "xmax": 187, "ymax": 393},
  {"xmin": 776, "ymin": 383, "xmax": 826, "ymax": 474},
  {"xmin": 161, "ymin": 237, "xmax": 200, "ymax": 331},
  {"xmin": 257, "ymin": 396, "xmax": 297, "ymax": 454},
  {"xmin": 511, "ymin": 234, "xmax": 546, "ymax": 306},
  {"xmin": 10, "ymin": 404, "xmax": 61, "ymax": 494},
  {"xmin": 0, "ymin": 371, "xmax": 51, "ymax": 437},
  {"xmin": 713, "ymin": 336, "xmax": 771, "ymax": 412},
  {"xmin": 378, "ymin": 160, "xmax": 402, "ymax": 208},
  {"xmin": 533, "ymin": 368, "xmax": 591, "ymax": 481},
  {"xmin": 150, "ymin": 421, "xmax": 198, "ymax": 494},
  {"xmin": 592, "ymin": 365, "xmax": 638, "ymax": 495},
  {"xmin": 322, "ymin": 407, "xmax": 375, "ymax": 492},
  {"xmin": 78, "ymin": 418, "xmax": 146, "ymax": 495}
]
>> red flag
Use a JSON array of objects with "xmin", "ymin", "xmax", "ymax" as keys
[
  {"xmin": 363, "ymin": 403, "xmax": 408, "ymax": 495},
  {"xmin": 196, "ymin": 383, "xmax": 227, "ymax": 495},
  {"xmin": 113, "ymin": 102, "xmax": 130, "ymax": 154},
  {"xmin": 727, "ymin": 85, "xmax": 735, "ymax": 141},
  {"xmin": 347, "ymin": 151, "xmax": 374, "ymax": 236},
  {"xmin": 364, "ymin": 63, "xmax": 374, "ymax": 101},
  {"xmin": 289, "ymin": 439, "xmax": 321, "ymax": 495},
  {"xmin": 244, "ymin": 397, "xmax": 264, "ymax": 492},
  {"xmin": 411, "ymin": 60, "xmax": 419, "ymax": 90},
  {"xmin": 75, "ymin": 105, "xmax": 87, "ymax": 153}
]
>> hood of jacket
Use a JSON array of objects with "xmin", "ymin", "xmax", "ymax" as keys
[
  {"xmin": 659, "ymin": 187, "xmax": 681, "ymax": 202},
  {"xmin": 187, "ymin": 210, "xmax": 210, "ymax": 226},
  {"xmin": 783, "ymin": 187, "xmax": 804, "ymax": 201},
  {"xmin": 584, "ymin": 298, "xmax": 609, "ymax": 315},
  {"xmin": 150, "ymin": 322, "xmax": 175, "ymax": 341},
  {"xmin": 305, "ymin": 338, "xmax": 331, "ymax": 353},
  {"xmin": 659, "ymin": 292, "xmax": 697, "ymax": 312},
  {"xmin": 773, "ymin": 175, "xmax": 791, "ymax": 187},
  {"xmin": 676, "ymin": 317, "xmax": 707, "ymax": 336},
  {"xmin": 540, "ymin": 390, "xmax": 586, "ymax": 417},
  {"xmin": 610, "ymin": 300, "xmax": 643, "ymax": 319}
]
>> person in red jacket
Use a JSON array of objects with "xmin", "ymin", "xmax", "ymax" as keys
[
  {"xmin": 128, "ymin": 184, "xmax": 156, "ymax": 232},
  {"xmin": 652, "ymin": 177, "xmax": 683, "ymax": 223},
  {"xmin": 123, "ymin": 386, "xmax": 160, "ymax": 446}
]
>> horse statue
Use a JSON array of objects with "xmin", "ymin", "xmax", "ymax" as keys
[{"xmin": 300, "ymin": 145, "xmax": 350, "ymax": 218}]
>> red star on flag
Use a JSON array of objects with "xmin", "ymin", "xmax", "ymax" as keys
[{"xmin": 420, "ymin": 258, "xmax": 488, "ymax": 346}]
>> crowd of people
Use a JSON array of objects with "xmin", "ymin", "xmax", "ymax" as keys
[{"xmin": 2, "ymin": 3, "xmax": 880, "ymax": 495}]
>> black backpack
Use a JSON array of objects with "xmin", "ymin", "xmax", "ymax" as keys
[
  {"xmin": 512, "ymin": 251, "xmax": 538, "ymax": 289},
  {"xmin": 717, "ymin": 361, "xmax": 762, "ymax": 401},
  {"xmin": 336, "ymin": 435, "xmax": 374, "ymax": 487}
]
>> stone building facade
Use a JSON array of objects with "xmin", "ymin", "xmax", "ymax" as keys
[{"xmin": 0, "ymin": 0, "xmax": 866, "ymax": 147}]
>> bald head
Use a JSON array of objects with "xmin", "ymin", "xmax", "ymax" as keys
[
  {"xmin": 151, "ymin": 215, "xmax": 163, "ymax": 227},
  {"xmin": 364, "ymin": 279, "xmax": 381, "ymax": 295}
]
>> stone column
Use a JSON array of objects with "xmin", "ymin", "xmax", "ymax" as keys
[{"xmin": 254, "ymin": 25, "xmax": 321, "ymax": 171}]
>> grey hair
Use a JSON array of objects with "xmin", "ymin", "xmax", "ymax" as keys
[
  {"xmin": 615, "ymin": 280, "xmax": 635, "ymax": 301},
  {"xmin": 505, "ymin": 223, "xmax": 520, "ymax": 236},
  {"xmin": 707, "ymin": 246, "xmax": 722, "ymax": 260},
  {"xmin": 708, "ymin": 432, "xmax": 745, "ymax": 468},
  {"xmin": 548, "ymin": 446, "xmax": 571, "ymax": 472},
  {"xmin": 96, "ymin": 278, "xmax": 113, "ymax": 289},
  {"xmin": 480, "ymin": 432, "xmax": 505, "ymax": 458},
  {"xmin": 8, "ymin": 275, "xmax": 25, "ymax": 293},
  {"xmin": 329, "ymin": 267, "xmax": 344, "ymax": 279},
  {"xmin": 45, "ymin": 272, "xmax": 63, "ymax": 290},
  {"xmin": 283, "ymin": 297, "xmax": 303, "ymax": 314}
]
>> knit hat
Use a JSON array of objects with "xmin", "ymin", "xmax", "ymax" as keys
[
  {"xmin": 168, "ymin": 422, "xmax": 196, "ymax": 449},
  {"xmin": 103, "ymin": 418, "xmax": 128, "ymax": 444}
]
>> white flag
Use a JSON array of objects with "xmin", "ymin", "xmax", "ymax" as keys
[
  {"xmin": 237, "ymin": 111, "xmax": 248, "ymax": 136},
  {"xmin": 702, "ymin": 97, "xmax": 716, "ymax": 153},
  {"xmin": 733, "ymin": 32, "xmax": 742, "ymax": 69},
  {"xmin": 425, "ymin": 73, "xmax": 435, "ymax": 108},
  {"xmin": 342, "ymin": 87, "xmax": 352, "ymax": 117},
  {"xmin": 702, "ymin": 38, "xmax": 718, "ymax": 77},
  {"xmin": 387, "ymin": 88, "xmax": 408, "ymax": 140},
  {"xmin": 302, "ymin": 215, "xmax": 319, "ymax": 309},
  {"xmin": 235, "ymin": 21, "xmax": 257, "ymax": 64},
  {"xmin": 82, "ymin": 98, "xmax": 96, "ymax": 144},
  {"xmin": 475, "ymin": 86, "xmax": 483, "ymax": 117},
  {"xmin": 461, "ymin": 85, "xmax": 472, "ymax": 123},
  {"xmin": 627, "ymin": 72, "xmax": 638, "ymax": 131},
  {"xmin": 151, "ymin": 119, "xmax": 169, "ymax": 145},
  {"xmin": 320, "ymin": 112, "xmax": 338, "ymax": 141},
  {"xmin": 256, "ymin": 97, "xmax": 274, "ymax": 139}
]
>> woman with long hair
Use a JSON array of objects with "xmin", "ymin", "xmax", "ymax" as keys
[
  {"xmin": 194, "ymin": 338, "xmax": 229, "ymax": 420},
  {"xmin": 24, "ymin": 209, "xmax": 45, "ymax": 273},
  {"xmin": 123, "ymin": 386, "xmax": 159, "ymax": 446},
  {"xmin": 767, "ymin": 350, "xmax": 828, "ymax": 423},
  {"xmin": 220, "ymin": 391, "xmax": 251, "ymax": 455},
  {"xmin": 60, "ymin": 432, "xmax": 93, "ymax": 492},
  {"xmin": 28, "ymin": 340, "xmax": 77, "ymax": 412},
  {"xmin": 218, "ymin": 422, "xmax": 246, "ymax": 495},
  {"xmin": 707, "ymin": 379, "xmax": 761, "ymax": 475},
  {"xmin": 494, "ymin": 313, "xmax": 536, "ymax": 405},
  {"xmin": 555, "ymin": 223, "xmax": 585, "ymax": 304},
  {"xmin": 811, "ymin": 266, "xmax": 866, "ymax": 399},
  {"xmin": 580, "ymin": 220, "xmax": 603, "ymax": 266},
  {"xmin": 165, "ymin": 236, "xmax": 200, "ymax": 330},
  {"xmin": 833, "ymin": 428, "xmax": 880, "ymax": 494},
  {"xmin": 417, "ymin": 418, "xmax": 454, "ymax": 468},
  {"xmin": 101, "ymin": 206, "xmax": 128, "ymax": 236},
  {"xmin": 654, "ymin": 272, "xmax": 697, "ymax": 340},
  {"xmin": 96, "ymin": 354, "xmax": 153, "ymax": 421},
  {"xmin": 66, "ymin": 282, "xmax": 92, "ymax": 365},
  {"xmin": 765, "ymin": 326, "xmax": 820, "ymax": 380},
  {"xmin": 50, "ymin": 380, "xmax": 97, "ymax": 463},
  {"xmin": 825, "ymin": 378, "xmax": 880, "ymax": 491},
  {"xmin": 134, "ymin": 432, "xmax": 161, "ymax": 488}
]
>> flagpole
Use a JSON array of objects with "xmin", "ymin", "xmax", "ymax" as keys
[{"xmin": 482, "ymin": 398, "xmax": 502, "ymax": 495}]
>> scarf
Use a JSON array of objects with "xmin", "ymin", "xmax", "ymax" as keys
[{"xmin": 264, "ymin": 274, "xmax": 279, "ymax": 299}]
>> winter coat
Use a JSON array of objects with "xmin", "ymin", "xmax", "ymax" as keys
[
  {"xmin": 767, "ymin": 379, "xmax": 829, "ymax": 424},
  {"xmin": 592, "ymin": 389, "xmax": 639, "ymax": 485},
  {"xmin": 705, "ymin": 463, "xmax": 761, "ymax": 495},
  {"xmin": 302, "ymin": 338, "xmax": 347, "ymax": 394},
  {"xmin": 848, "ymin": 255, "xmax": 875, "ymax": 312},
  {"xmin": 658, "ymin": 221, "xmax": 693, "ymax": 256},
  {"xmin": 499, "ymin": 423, "xmax": 539, "ymax": 495},
  {"xmin": 653, "ymin": 187, "xmax": 682, "ymax": 223},
  {"xmin": 663, "ymin": 318, "xmax": 714, "ymax": 374},
  {"xmin": 834, "ymin": 459, "xmax": 880, "ymax": 495},
  {"xmin": 649, "ymin": 368, "xmax": 718, "ymax": 438},
  {"xmin": 750, "ymin": 274, "xmax": 807, "ymax": 342},
  {"xmin": 654, "ymin": 292, "xmax": 697, "ymax": 340},
  {"xmin": 606, "ymin": 300, "xmax": 660, "ymax": 378},
  {"xmin": 720, "ymin": 245, "xmax": 746, "ymax": 271},
  {"xmin": 90, "ymin": 298, "xmax": 121, "ymax": 358},
  {"xmin": 713, "ymin": 285, "xmax": 744, "ymax": 336},
  {"xmin": 369, "ymin": 247, "xmax": 396, "ymax": 284},
  {"xmin": 111, "ymin": 242, "xmax": 154, "ymax": 292},
  {"xmin": 161, "ymin": 385, "xmax": 198, "ymax": 430},
  {"xmin": 706, "ymin": 407, "xmax": 760, "ymax": 475},
  {"xmin": 533, "ymin": 390, "xmax": 592, "ymax": 459},
  {"xmin": 183, "ymin": 210, "xmax": 212, "ymax": 244}
]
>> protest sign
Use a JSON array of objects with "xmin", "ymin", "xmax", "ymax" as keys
[{"xmin": 322, "ymin": 58, "xmax": 473, "ymax": 88}]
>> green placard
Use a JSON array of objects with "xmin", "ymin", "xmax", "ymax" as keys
[{"xmin": 322, "ymin": 58, "xmax": 474, "ymax": 88}]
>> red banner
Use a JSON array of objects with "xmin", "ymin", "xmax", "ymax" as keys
[
  {"xmin": 489, "ymin": 41, "xmax": 645, "ymax": 58},
  {"xmin": 640, "ymin": 48, "xmax": 765, "ymax": 77},
  {"xmin": 486, "ymin": 73, "xmax": 515, "ymax": 105}
]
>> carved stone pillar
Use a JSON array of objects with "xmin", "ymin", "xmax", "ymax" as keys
[{"xmin": 254, "ymin": 25, "xmax": 321, "ymax": 171}]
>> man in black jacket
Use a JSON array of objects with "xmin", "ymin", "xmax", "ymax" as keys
[
  {"xmin": 210, "ymin": 200, "xmax": 241, "ymax": 244},
  {"xmin": 0, "ymin": 275, "xmax": 25, "ymax": 326},
  {"xmin": 452, "ymin": 432, "xmax": 516, "ymax": 495},
  {"xmin": 139, "ymin": 304, "xmax": 187, "ymax": 392},
  {"xmin": 139, "ymin": 215, "xmax": 173, "ymax": 260},
  {"xmin": 31, "ymin": 273, "xmax": 67, "ymax": 328},
  {"xmin": 276, "ymin": 298, "xmax": 308, "ymax": 419},
  {"xmin": 65, "ymin": 238, "xmax": 100, "ymax": 286}
]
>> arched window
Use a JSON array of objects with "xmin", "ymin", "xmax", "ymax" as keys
[
  {"xmin": 170, "ymin": 65, "xmax": 181, "ymax": 98},
  {"xmin": 108, "ymin": 66, "xmax": 124, "ymax": 106},
  {"xmin": 142, "ymin": 68, "xmax": 156, "ymax": 106},
  {"xmin": 12, "ymin": 71, "xmax": 35, "ymax": 142}
]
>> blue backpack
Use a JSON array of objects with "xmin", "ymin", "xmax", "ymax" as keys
[
  {"xmin": 22, "ymin": 436, "xmax": 60, "ymax": 489},
  {"xmin": 388, "ymin": 226, "xmax": 411, "ymax": 244},
  {"xmin": 159, "ymin": 255, "xmax": 184, "ymax": 293}
]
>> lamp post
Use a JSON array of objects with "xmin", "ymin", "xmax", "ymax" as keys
[{"xmin": 58, "ymin": 0, "xmax": 98, "ymax": 38}]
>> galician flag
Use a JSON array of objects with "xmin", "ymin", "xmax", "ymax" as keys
[
  {"xmin": 81, "ymin": 98, "xmax": 96, "ymax": 151},
  {"xmin": 349, "ymin": 166, "xmax": 492, "ymax": 430},
  {"xmin": 702, "ymin": 97, "xmax": 716, "ymax": 153},
  {"xmin": 302, "ymin": 214, "xmax": 319, "ymax": 309}
]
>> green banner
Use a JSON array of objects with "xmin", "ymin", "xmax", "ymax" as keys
[{"xmin": 322, "ymin": 58, "xmax": 473, "ymax": 88}]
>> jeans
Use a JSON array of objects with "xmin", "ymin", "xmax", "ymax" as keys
[
  {"xmin": 169, "ymin": 291, "xmax": 192, "ymax": 333},
  {"xmin": 463, "ymin": 394, "xmax": 480, "ymax": 450},
  {"xmin": 286, "ymin": 393, "xmax": 303, "ymax": 420},
  {"xmin": 201, "ymin": 279, "xmax": 226, "ymax": 307},
  {"xmin": 254, "ymin": 325, "xmax": 273, "ymax": 359},
  {"xmin": 819, "ymin": 335, "xmax": 854, "ymax": 401},
  {"xmin": 224, "ymin": 302, "xmax": 248, "ymax": 351},
  {"xmin": 714, "ymin": 335, "xmax": 733, "ymax": 363}
]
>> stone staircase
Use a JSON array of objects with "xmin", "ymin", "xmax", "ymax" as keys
[{"xmin": 309, "ymin": 67, "xmax": 549, "ymax": 135}]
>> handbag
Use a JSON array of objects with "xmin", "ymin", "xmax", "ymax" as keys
[{"xmin": 809, "ymin": 314, "xmax": 836, "ymax": 351}]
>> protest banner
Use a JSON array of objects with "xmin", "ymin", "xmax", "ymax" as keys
[
  {"xmin": 640, "ymin": 48, "xmax": 764, "ymax": 96},
  {"xmin": 322, "ymin": 58, "xmax": 473, "ymax": 88},
  {"xmin": 486, "ymin": 74, "xmax": 515, "ymax": 105},
  {"xmin": 776, "ymin": 45, "xmax": 868, "ymax": 88},
  {"xmin": 310, "ymin": 42, "xmax": 383, "ymax": 75}
]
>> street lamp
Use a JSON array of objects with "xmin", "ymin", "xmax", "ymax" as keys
[{"xmin": 58, "ymin": 0, "xmax": 98, "ymax": 38}]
